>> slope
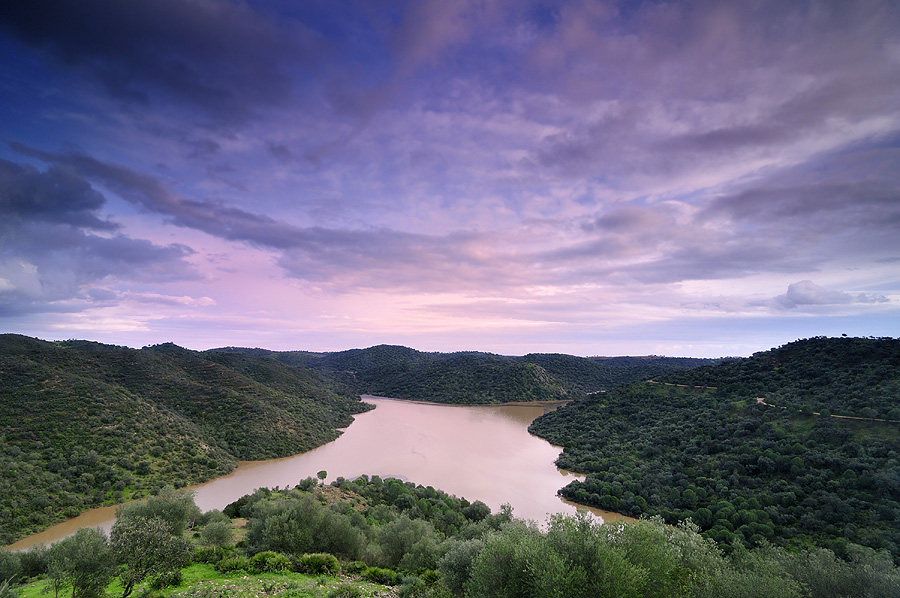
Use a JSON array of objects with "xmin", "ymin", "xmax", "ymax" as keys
[
  {"xmin": 0, "ymin": 335, "xmax": 370, "ymax": 544},
  {"xmin": 529, "ymin": 336, "xmax": 900, "ymax": 561}
]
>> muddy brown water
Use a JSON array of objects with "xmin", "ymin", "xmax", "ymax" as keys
[{"xmin": 9, "ymin": 396, "xmax": 629, "ymax": 550}]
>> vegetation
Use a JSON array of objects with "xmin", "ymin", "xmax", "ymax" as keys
[
  {"xmin": 1, "ymin": 333, "xmax": 713, "ymax": 544},
  {"xmin": 3, "ymin": 478, "xmax": 898, "ymax": 598},
  {"xmin": 529, "ymin": 337, "xmax": 900, "ymax": 561},
  {"xmin": 0, "ymin": 335, "xmax": 371, "ymax": 544},
  {"xmin": 224, "ymin": 344, "xmax": 718, "ymax": 403},
  {"xmin": 6, "ymin": 332, "xmax": 899, "ymax": 594}
]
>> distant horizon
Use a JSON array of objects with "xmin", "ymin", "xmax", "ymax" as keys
[
  {"xmin": 2, "ymin": 2, "xmax": 898, "ymax": 361},
  {"xmin": 8, "ymin": 330, "xmax": 887, "ymax": 360}
]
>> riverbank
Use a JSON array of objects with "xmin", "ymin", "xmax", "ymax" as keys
[{"xmin": 8, "ymin": 397, "xmax": 615, "ymax": 550}]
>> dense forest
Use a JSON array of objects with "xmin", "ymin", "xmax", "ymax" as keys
[
  {"xmin": 529, "ymin": 337, "xmax": 900, "ymax": 562},
  {"xmin": 221, "ymin": 344, "xmax": 717, "ymax": 403},
  {"xmin": 0, "ymin": 335, "xmax": 370, "ymax": 545},
  {"xmin": 3, "ymin": 478, "xmax": 898, "ymax": 598}
]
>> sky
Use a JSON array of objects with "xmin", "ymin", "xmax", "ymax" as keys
[{"xmin": 1, "ymin": 0, "xmax": 898, "ymax": 358}]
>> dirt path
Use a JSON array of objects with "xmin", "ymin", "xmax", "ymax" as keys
[{"xmin": 754, "ymin": 397, "xmax": 899, "ymax": 423}]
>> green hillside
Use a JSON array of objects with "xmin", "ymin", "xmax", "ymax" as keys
[
  {"xmin": 0, "ymin": 335, "xmax": 371, "ymax": 544},
  {"xmin": 529, "ymin": 336, "xmax": 900, "ymax": 561},
  {"xmin": 243, "ymin": 345, "xmax": 719, "ymax": 403}
]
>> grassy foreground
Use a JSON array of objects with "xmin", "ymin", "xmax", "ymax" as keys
[{"xmin": 16, "ymin": 563, "xmax": 397, "ymax": 598}]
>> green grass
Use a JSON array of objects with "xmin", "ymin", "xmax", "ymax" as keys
[{"xmin": 16, "ymin": 564, "xmax": 392, "ymax": 598}]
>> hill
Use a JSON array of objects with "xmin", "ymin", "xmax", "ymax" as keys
[
  {"xmin": 223, "ymin": 344, "xmax": 719, "ymax": 403},
  {"xmin": 0, "ymin": 335, "xmax": 371, "ymax": 544},
  {"xmin": 529, "ymin": 336, "xmax": 900, "ymax": 561}
]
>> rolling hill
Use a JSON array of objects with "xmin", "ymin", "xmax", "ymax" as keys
[
  {"xmin": 529, "ymin": 336, "xmax": 900, "ymax": 560},
  {"xmin": 0, "ymin": 334, "xmax": 370, "ymax": 544}
]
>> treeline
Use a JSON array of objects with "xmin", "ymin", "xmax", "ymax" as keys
[
  {"xmin": 4, "ymin": 478, "xmax": 899, "ymax": 598},
  {"xmin": 0, "ymin": 335, "xmax": 371, "ymax": 545},
  {"xmin": 219, "ymin": 344, "xmax": 719, "ymax": 403},
  {"xmin": 529, "ymin": 336, "xmax": 900, "ymax": 562}
]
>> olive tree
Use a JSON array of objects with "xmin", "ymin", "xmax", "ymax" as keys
[
  {"xmin": 110, "ymin": 515, "xmax": 192, "ymax": 598},
  {"xmin": 200, "ymin": 520, "xmax": 233, "ymax": 556},
  {"xmin": 45, "ymin": 528, "xmax": 115, "ymax": 598},
  {"xmin": 114, "ymin": 486, "xmax": 201, "ymax": 536}
]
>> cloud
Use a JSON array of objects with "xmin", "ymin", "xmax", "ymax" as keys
[
  {"xmin": 9, "ymin": 144, "xmax": 520, "ymax": 291},
  {"xmin": 0, "ymin": 159, "xmax": 117, "ymax": 230},
  {"xmin": 773, "ymin": 280, "xmax": 888, "ymax": 310},
  {"xmin": 0, "ymin": 0, "xmax": 323, "ymax": 124},
  {"xmin": 2, "ymin": 1, "xmax": 899, "ymax": 350},
  {"xmin": 0, "ymin": 157, "xmax": 201, "ymax": 316},
  {"xmin": 521, "ymin": 0, "xmax": 900, "ymax": 196}
]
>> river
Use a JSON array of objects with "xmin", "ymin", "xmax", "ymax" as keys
[{"xmin": 9, "ymin": 396, "xmax": 627, "ymax": 550}]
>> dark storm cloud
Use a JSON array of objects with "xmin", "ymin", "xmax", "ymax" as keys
[
  {"xmin": 11, "ymin": 143, "xmax": 323, "ymax": 249},
  {"xmin": 11, "ymin": 144, "xmax": 514, "ymax": 290},
  {"xmin": 0, "ymin": 222, "xmax": 199, "ymax": 316},
  {"xmin": 0, "ymin": 156, "xmax": 200, "ymax": 315},
  {"xmin": 0, "ymin": 0, "xmax": 323, "ymax": 123},
  {"xmin": 0, "ymin": 159, "xmax": 116, "ymax": 230}
]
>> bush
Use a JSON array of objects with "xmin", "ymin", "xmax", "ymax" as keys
[
  {"xmin": 398, "ymin": 576, "xmax": 426, "ymax": 598},
  {"xmin": 363, "ymin": 566, "xmax": 399, "ymax": 586},
  {"xmin": 295, "ymin": 553, "xmax": 340, "ymax": 576},
  {"xmin": 325, "ymin": 584, "xmax": 363, "ymax": 598},
  {"xmin": 199, "ymin": 510, "xmax": 231, "ymax": 526},
  {"xmin": 0, "ymin": 550, "xmax": 21, "ymax": 585},
  {"xmin": 18, "ymin": 546, "xmax": 47, "ymax": 579},
  {"xmin": 297, "ymin": 477, "xmax": 318, "ymax": 492},
  {"xmin": 343, "ymin": 561, "xmax": 368, "ymax": 576},
  {"xmin": 149, "ymin": 569, "xmax": 182, "ymax": 590},
  {"xmin": 249, "ymin": 551, "xmax": 292, "ymax": 573},
  {"xmin": 1, "ymin": 579, "xmax": 20, "ymax": 598},
  {"xmin": 214, "ymin": 556, "xmax": 249, "ymax": 573}
]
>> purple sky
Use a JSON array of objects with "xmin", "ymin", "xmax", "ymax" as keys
[{"xmin": 1, "ymin": 0, "xmax": 898, "ymax": 357}]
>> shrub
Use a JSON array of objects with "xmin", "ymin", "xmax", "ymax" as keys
[
  {"xmin": 1, "ymin": 579, "xmax": 20, "ymax": 598},
  {"xmin": 18, "ymin": 546, "xmax": 48, "ymax": 579},
  {"xmin": 363, "ymin": 566, "xmax": 399, "ymax": 585},
  {"xmin": 149, "ymin": 569, "xmax": 182, "ymax": 590},
  {"xmin": 0, "ymin": 550, "xmax": 21, "ymax": 585},
  {"xmin": 249, "ymin": 551, "xmax": 292, "ymax": 573},
  {"xmin": 398, "ymin": 576, "xmax": 427, "ymax": 598},
  {"xmin": 295, "ymin": 553, "xmax": 340, "ymax": 576},
  {"xmin": 214, "ymin": 556, "xmax": 249, "ymax": 573},
  {"xmin": 325, "ymin": 584, "xmax": 363, "ymax": 598},
  {"xmin": 343, "ymin": 561, "xmax": 368, "ymax": 576}
]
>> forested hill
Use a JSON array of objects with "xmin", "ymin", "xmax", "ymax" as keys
[
  {"xmin": 661, "ymin": 335, "xmax": 900, "ymax": 419},
  {"xmin": 529, "ymin": 336, "xmax": 900, "ymax": 561},
  {"xmin": 223, "ymin": 344, "xmax": 718, "ymax": 403},
  {"xmin": 0, "ymin": 334, "xmax": 371, "ymax": 544}
]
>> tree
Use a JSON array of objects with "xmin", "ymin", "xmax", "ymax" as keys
[
  {"xmin": 317, "ymin": 470, "xmax": 328, "ymax": 485},
  {"xmin": 200, "ymin": 520, "xmax": 233, "ymax": 556},
  {"xmin": 45, "ymin": 528, "xmax": 115, "ymax": 598},
  {"xmin": 110, "ymin": 515, "xmax": 193, "ymax": 598},
  {"xmin": 115, "ymin": 486, "xmax": 201, "ymax": 536},
  {"xmin": 0, "ymin": 550, "xmax": 20, "ymax": 586}
]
